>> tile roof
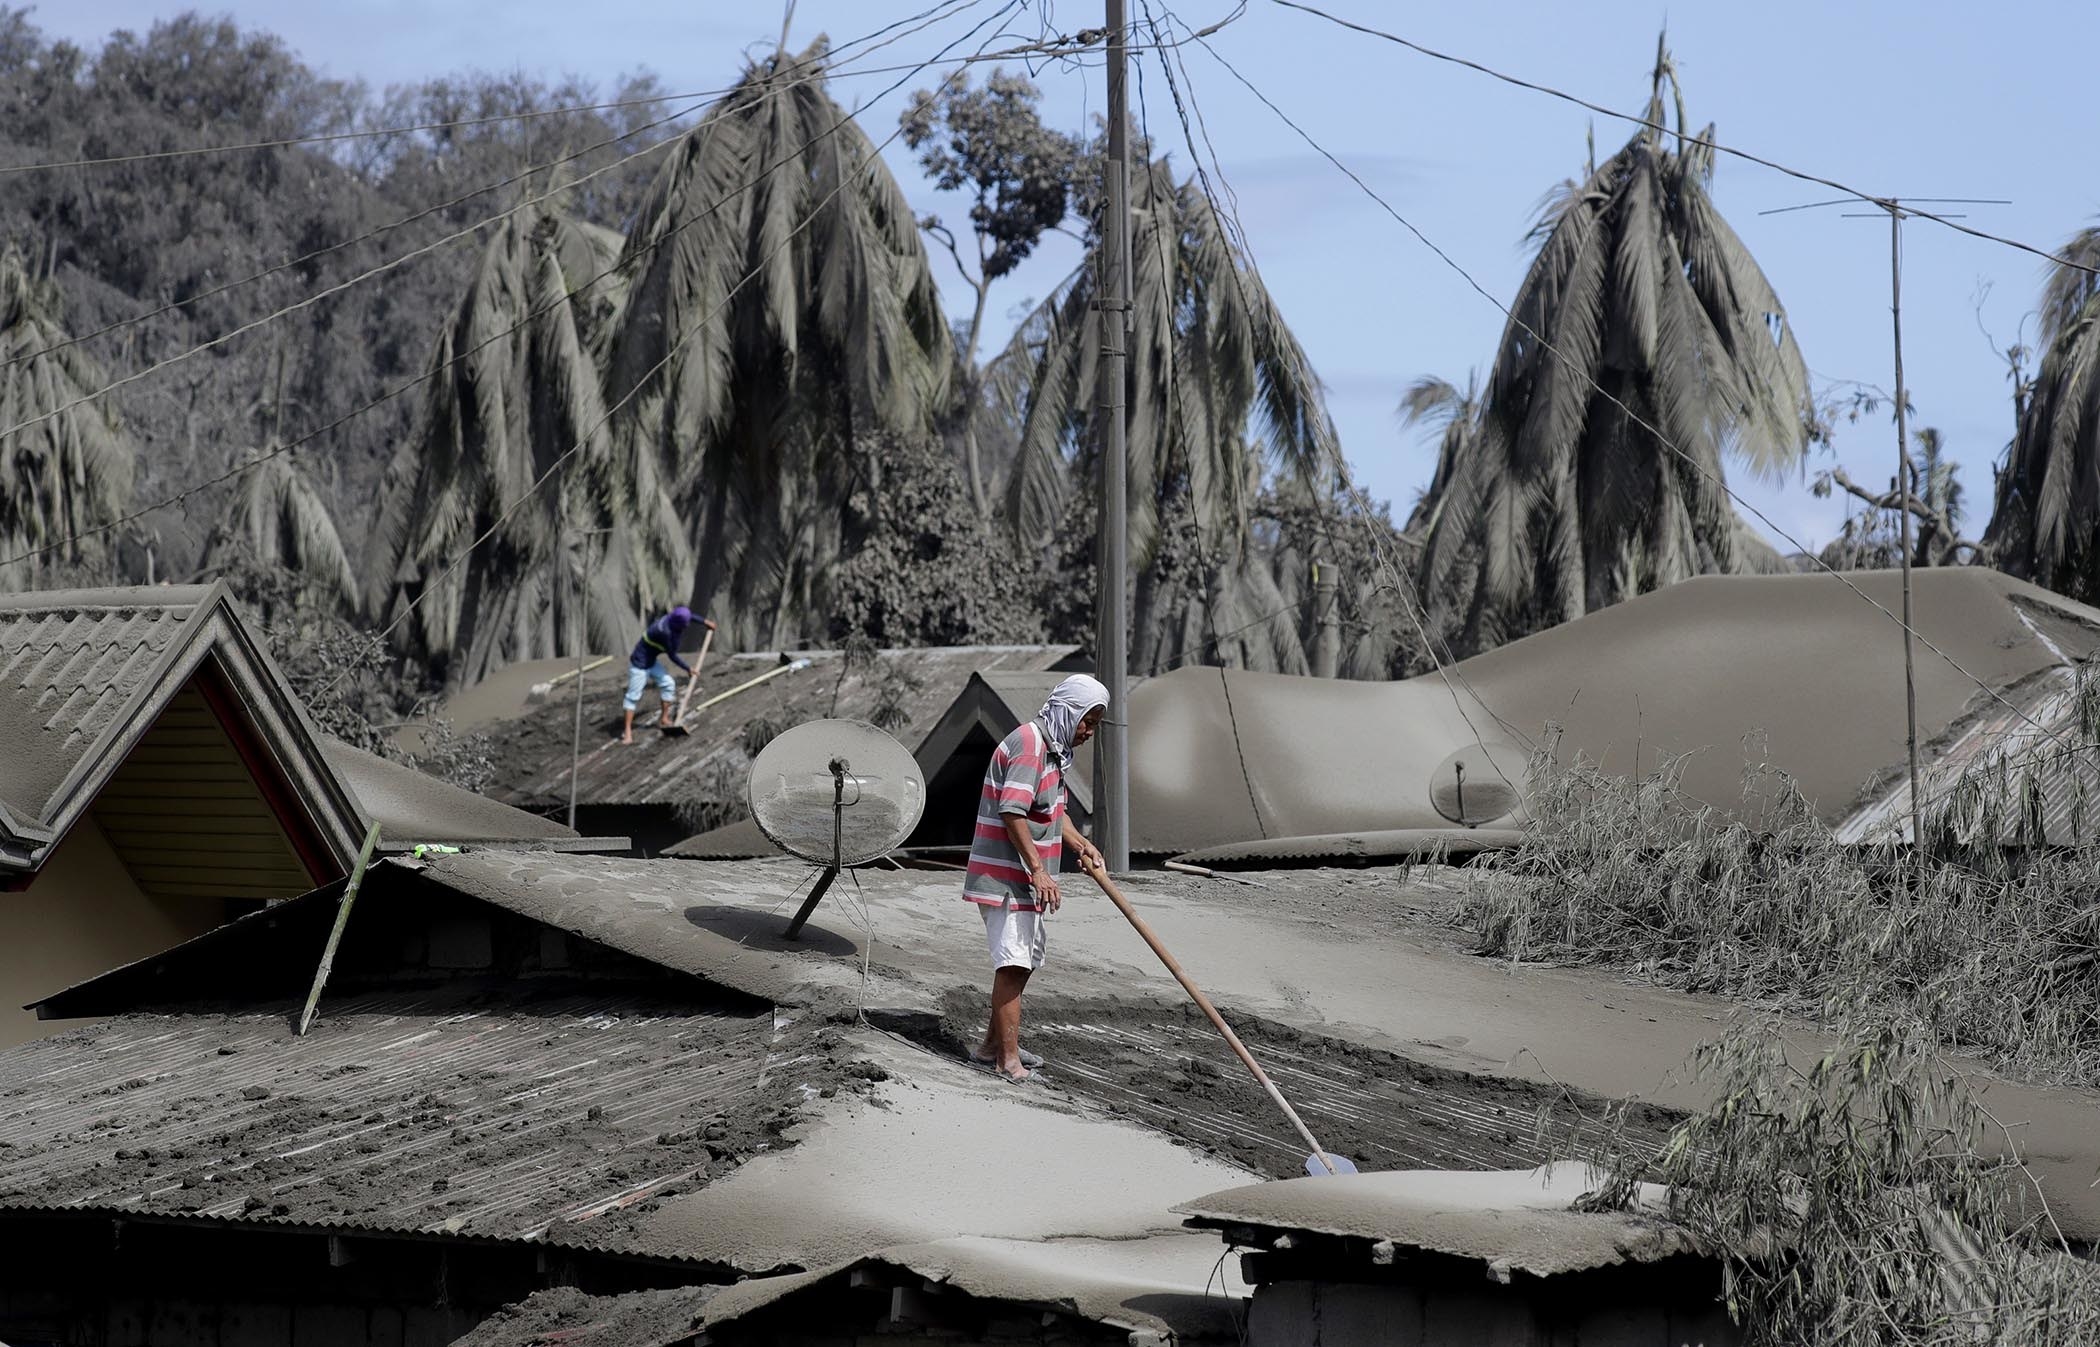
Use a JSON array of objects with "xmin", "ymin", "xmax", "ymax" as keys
[
  {"xmin": 0, "ymin": 587, "xmax": 207, "ymax": 822},
  {"xmin": 0, "ymin": 991, "xmax": 832, "ymax": 1253}
]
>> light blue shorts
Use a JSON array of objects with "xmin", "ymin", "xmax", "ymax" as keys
[{"xmin": 623, "ymin": 658, "xmax": 677, "ymax": 711}]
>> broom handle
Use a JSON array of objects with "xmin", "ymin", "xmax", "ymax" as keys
[{"xmin": 1078, "ymin": 857, "xmax": 1341, "ymax": 1174}]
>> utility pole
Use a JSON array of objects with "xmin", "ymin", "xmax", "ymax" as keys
[
  {"xmin": 1094, "ymin": 0, "xmax": 1132, "ymax": 872},
  {"xmin": 1311, "ymin": 560, "xmax": 1340, "ymax": 679},
  {"xmin": 569, "ymin": 526, "xmax": 614, "ymax": 831},
  {"xmin": 1760, "ymin": 193, "xmax": 2007, "ymax": 854},
  {"xmin": 1886, "ymin": 204, "xmax": 1923, "ymax": 859}
]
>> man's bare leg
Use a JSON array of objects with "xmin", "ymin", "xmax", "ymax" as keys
[
  {"xmin": 978, "ymin": 966, "xmax": 1031, "ymax": 1079},
  {"xmin": 621, "ymin": 708, "xmax": 637, "ymax": 744}
]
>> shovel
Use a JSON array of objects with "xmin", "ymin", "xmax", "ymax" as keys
[
  {"xmin": 659, "ymin": 627, "xmax": 715, "ymax": 738},
  {"xmin": 1077, "ymin": 854, "xmax": 1358, "ymax": 1176}
]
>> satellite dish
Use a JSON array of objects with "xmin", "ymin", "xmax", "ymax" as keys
[
  {"xmin": 748, "ymin": 719, "xmax": 925, "ymax": 937},
  {"xmin": 1428, "ymin": 741, "xmax": 1528, "ymax": 828}
]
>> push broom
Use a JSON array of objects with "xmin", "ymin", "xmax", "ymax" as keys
[{"xmin": 1077, "ymin": 853, "xmax": 1358, "ymax": 1176}]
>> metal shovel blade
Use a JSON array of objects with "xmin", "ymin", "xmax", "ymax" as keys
[{"xmin": 1304, "ymin": 1152, "xmax": 1360, "ymax": 1177}]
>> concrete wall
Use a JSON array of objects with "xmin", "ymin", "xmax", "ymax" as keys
[
  {"xmin": 1247, "ymin": 1278, "xmax": 1739, "ymax": 1347},
  {"xmin": 0, "ymin": 817, "xmax": 227, "ymax": 1048}
]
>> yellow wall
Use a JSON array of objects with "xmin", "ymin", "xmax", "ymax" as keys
[{"xmin": 0, "ymin": 817, "xmax": 227, "ymax": 1049}]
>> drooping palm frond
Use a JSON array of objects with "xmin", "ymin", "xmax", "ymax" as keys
[
  {"xmin": 1398, "ymin": 372, "xmax": 1482, "ymax": 538},
  {"xmin": 1415, "ymin": 40, "xmax": 1812, "ymax": 653},
  {"xmin": 0, "ymin": 248, "xmax": 134, "ymax": 591},
  {"xmin": 207, "ymin": 454, "xmax": 357, "ymax": 609},
  {"xmin": 607, "ymin": 40, "xmax": 951, "ymax": 651},
  {"xmin": 2039, "ymin": 224, "xmax": 2100, "ymax": 347},
  {"xmin": 1986, "ymin": 232, "xmax": 2100, "ymax": 604},
  {"xmin": 984, "ymin": 153, "xmax": 1336, "ymax": 673},
  {"xmin": 371, "ymin": 197, "xmax": 661, "ymax": 687}
]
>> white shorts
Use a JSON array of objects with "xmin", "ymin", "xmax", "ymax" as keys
[
  {"xmin": 981, "ymin": 903, "xmax": 1047, "ymax": 971},
  {"xmin": 623, "ymin": 659, "xmax": 677, "ymax": 711}
]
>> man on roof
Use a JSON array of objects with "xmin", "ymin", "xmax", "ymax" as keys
[
  {"xmin": 620, "ymin": 605, "xmax": 716, "ymax": 744},
  {"xmin": 963, "ymin": 673, "xmax": 1109, "ymax": 1082}
]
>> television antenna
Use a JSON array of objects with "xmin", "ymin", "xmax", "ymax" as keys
[
  {"xmin": 1757, "ymin": 193, "xmax": 2010, "ymax": 858},
  {"xmin": 747, "ymin": 719, "xmax": 925, "ymax": 939}
]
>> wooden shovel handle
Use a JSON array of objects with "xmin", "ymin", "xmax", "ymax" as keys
[
  {"xmin": 1077, "ymin": 855, "xmax": 1342, "ymax": 1174},
  {"xmin": 674, "ymin": 627, "xmax": 715, "ymax": 721}
]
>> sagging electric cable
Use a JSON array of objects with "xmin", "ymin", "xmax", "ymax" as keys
[
  {"xmin": 0, "ymin": 4, "xmax": 1011, "ymax": 574},
  {"xmin": 312, "ymin": 0, "xmax": 1030, "ymax": 705},
  {"xmin": 1180, "ymin": 19, "xmax": 2083, "ymax": 760}
]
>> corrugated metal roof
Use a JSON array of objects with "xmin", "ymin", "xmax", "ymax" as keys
[
  {"xmin": 0, "ymin": 991, "xmax": 828, "ymax": 1253},
  {"xmin": 0, "ymin": 588, "xmax": 204, "ymax": 821},
  {"xmin": 1836, "ymin": 665, "xmax": 2100, "ymax": 846},
  {"xmin": 478, "ymin": 646, "xmax": 1079, "ymax": 812},
  {"xmin": 1175, "ymin": 1162, "xmax": 1691, "ymax": 1279}
]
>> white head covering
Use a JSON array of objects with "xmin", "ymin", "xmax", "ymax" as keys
[{"xmin": 1036, "ymin": 673, "xmax": 1109, "ymax": 771}]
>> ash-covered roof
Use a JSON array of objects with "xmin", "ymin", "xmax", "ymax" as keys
[
  {"xmin": 0, "ymin": 585, "xmax": 209, "ymax": 827},
  {"xmin": 476, "ymin": 645, "xmax": 1080, "ymax": 813},
  {"xmin": 0, "ymin": 583, "xmax": 592, "ymax": 872},
  {"xmin": 0, "ymin": 990, "xmax": 854, "ymax": 1254},
  {"xmin": 1176, "ymin": 1162, "xmax": 1692, "ymax": 1280},
  {"xmin": 702, "ymin": 1234, "xmax": 1245, "ymax": 1344},
  {"xmin": 318, "ymin": 738, "xmax": 578, "ymax": 846}
]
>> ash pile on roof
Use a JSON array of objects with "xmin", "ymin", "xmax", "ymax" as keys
[
  {"xmin": 451, "ymin": 1285, "xmax": 716, "ymax": 1347},
  {"xmin": 916, "ymin": 991, "xmax": 1679, "ymax": 1179}
]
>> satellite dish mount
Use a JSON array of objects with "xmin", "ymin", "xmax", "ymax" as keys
[
  {"xmin": 747, "ymin": 719, "xmax": 926, "ymax": 941},
  {"xmin": 783, "ymin": 756, "xmax": 851, "ymax": 940}
]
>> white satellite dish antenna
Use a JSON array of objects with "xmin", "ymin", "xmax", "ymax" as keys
[
  {"xmin": 748, "ymin": 719, "xmax": 925, "ymax": 938},
  {"xmin": 1428, "ymin": 741, "xmax": 1528, "ymax": 828}
]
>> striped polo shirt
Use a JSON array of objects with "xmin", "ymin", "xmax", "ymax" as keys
[{"xmin": 962, "ymin": 721, "xmax": 1066, "ymax": 911}]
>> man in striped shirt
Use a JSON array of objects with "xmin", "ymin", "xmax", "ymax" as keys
[{"xmin": 965, "ymin": 674, "xmax": 1109, "ymax": 1082}]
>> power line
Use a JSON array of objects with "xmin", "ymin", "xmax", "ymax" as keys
[
  {"xmin": 326, "ymin": 2, "xmax": 1028, "ymax": 697},
  {"xmin": 1, "ymin": 0, "xmax": 1255, "ymax": 446},
  {"xmin": 1, "ymin": 0, "xmax": 987, "ymax": 375},
  {"xmin": 1268, "ymin": 0, "xmax": 2099, "ymax": 281},
  {"xmin": 0, "ymin": 13, "xmax": 1011, "ymax": 458},
  {"xmin": 0, "ymin": 0, "xmax": 982, "ymax": 176},
  {"xmin": 1146, "ymin": 2, "xmax": 1535, "ymax": 769},
  {"xmin": 1182, "ymin": 21, "xmax": 2079, "ymax": 756},
  {"xmin": 0, "ymin": 6, "xmax": 1010, "ymax": 573},
  {"xmin": 1, "ymin": 5, "xmax": 1241, "ymax": 176}
]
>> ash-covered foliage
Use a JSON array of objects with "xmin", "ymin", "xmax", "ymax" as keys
[
  {"xmin": 1565, "ymin": 1010, "xmax": 2100, "ymax": 1346},
  {"xmin": 1465, "ymin": 679, "xmax": 2100, "ymax": 1085}
]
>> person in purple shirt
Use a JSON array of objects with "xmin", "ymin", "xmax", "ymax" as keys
[{"xmin": 621, "ymin": 605, "xmax": 716, "ymax": 744}]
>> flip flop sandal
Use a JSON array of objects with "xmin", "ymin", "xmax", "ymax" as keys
[
  {"xmin": 970, "ymin": 1048, "xmax": 1044, "ymax": 1070},
  {"xmin": 967, "ymin": 1058, "xmax": 1042, "ymax": 1084}
]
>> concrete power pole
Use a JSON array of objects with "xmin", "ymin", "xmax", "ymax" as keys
[
  {"xmin": 1094, "ymin": 0, "xmax": 1132, "ymax": 871},
  {"xmin": 1311, "ymin": 561, "xmax": 1340, "ymax": 679}
]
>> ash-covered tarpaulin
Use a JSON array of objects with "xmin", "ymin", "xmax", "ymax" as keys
[{"xmin": 1091, "ymin": 569, "xmax": 2100, "ymax": 856}]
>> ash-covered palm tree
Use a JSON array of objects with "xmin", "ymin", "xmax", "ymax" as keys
[
  {"xmin": 1399, "ymin": 372, "xmax": 1483, "ymax": 539},
  {"xmin": 372, "ymin": 196, "xmax": 672, "ymax": 687},
  {"xmin": 608, "ymin": 39, "xmax": 950, "ymax": 651},
  {"xmin": 0, "ymin": 247, "xmax": 134, "ymax": 590},
  {"xmin": 1984, "ymin": 224, "xmax": 2100, "ymax": 604},
  {"xmin": 1416, "ymin": 38, "xmax": 1812, "ymax": 652},
  {"xmin": 202, "ymin": 347, "xmax": 356, "ymax": 613},
  {"xmin": 987, "ymin": 153, "xmax": 1335, "ymax": 673}
]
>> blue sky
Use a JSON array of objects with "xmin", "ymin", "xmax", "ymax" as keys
[{"xmin": 51, "ymin": 0, "xmax": 2100, "ymax": 553}]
